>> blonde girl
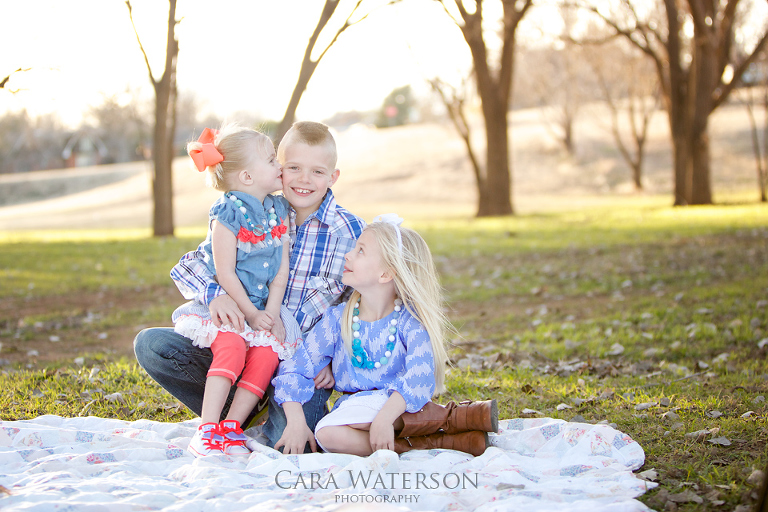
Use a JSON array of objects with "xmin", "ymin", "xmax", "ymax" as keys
[
  {"xmin": 171, "ymin": 124, "xmax": 302, "ymax": 457},
  {"xmin": 272, "ymin": 215, "xmax": 497, "ymax": 457}
]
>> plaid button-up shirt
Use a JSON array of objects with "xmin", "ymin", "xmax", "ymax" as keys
[{"xmin": 170, "ymin": 189, "xmax": 365, "ymax": 333}]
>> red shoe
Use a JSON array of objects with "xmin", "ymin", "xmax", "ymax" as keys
[
  {"xmin": 188, "ymin": 422, "xmax": 223, "ymax": 457},
  {"xmin": 219, "ymin": 420, "xmax": 251, "ymax": 456}
]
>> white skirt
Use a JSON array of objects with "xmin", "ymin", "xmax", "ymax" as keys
[
  {"xmin": 172, "ymin": 301, "xmax": 301, "ymax": 361},
  {"xmin": 314, "ymin": 390, "xmax": 389, "ymax": 452}
]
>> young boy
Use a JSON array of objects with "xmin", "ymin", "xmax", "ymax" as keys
[{"xmin": 133, "ymin": 121, "xmax": 365, "ymax": 451}]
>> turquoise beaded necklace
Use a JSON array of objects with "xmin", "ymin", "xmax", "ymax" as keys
[
  {"xmin": 351, "ymin": 298, "xmax": 403, "ymax": 369},
  {"xmin": 226, "ymin": 192, "xmax": 279, "ymax": 233}
]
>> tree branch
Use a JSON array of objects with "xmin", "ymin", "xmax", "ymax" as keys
[
  {"xmin": 713, "ymin": 30, "xmax": 768, "ymax": 109},
  {"xmin": 125, "ymin": 0, "xmax": 157, "ymax": 86},
  {"xmin": 0, "ymin": 67, "xmax": 33, "ymax": 92}
]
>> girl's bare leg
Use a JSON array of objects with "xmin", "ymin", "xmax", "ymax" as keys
[
  {"xmin": 316, "ymin": 425, "xmax": 374, "ymax": 456},
  {"xmin": 226, "ymin": 387, "xmax": 260, "ymax": 424},
  {"xmin": 201, "ymin": 376, "xmax": 232, "ymax": 424}
]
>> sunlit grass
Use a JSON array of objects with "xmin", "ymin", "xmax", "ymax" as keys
[{"xmin": 1, "ymin": 199, "xmax": 766, "ymax": 510}]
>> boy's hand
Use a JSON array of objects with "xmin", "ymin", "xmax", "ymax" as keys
[
  {"xmin": 247, "ymin": 310, "xmax": 274, "ymax": 331},
  {"xmin": 314, "ymin": 364, "xmax": 335, "ymax": 389},
  {"xmin": 369, "ymin": 417, "xmax": 395, "ymax": 452},
  {"xmin": 271, "ymin": 317, "xmax": 286, "ymax": 342},
  {"xmin": 275, "ymin": 422, "xmax": 316, "ymax": 454},
  {"xmin": 209, "ymin": 295, "xmax": 245, "ymax": 332}
]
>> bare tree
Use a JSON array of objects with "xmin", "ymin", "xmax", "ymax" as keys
[
  {"xmin": 437, "ymin": 0, "xmax": 533, "ymax": 217},
  {"xmin": 740, "ymin": 84, "xmax": 768, "ymax": 202},
  {"xmin": 275, "ymin": 0, "xmax": 400, "ymax": 142},
  {"xmin": 428, "ymin": 76, "xmax": 485, "ymax": 194},
  {"xmin": 579, "ymin": 0, "xmax": 768, "ymax": 205},
  {"xmin": 584, "ymin": 38, "xmax": 659, "ymax": 191},
  {"xmin": 125, "ymin": 0, "xmax": 180, "ymax": 237},
  {"xmin": 527, "ymin": 5, "xmax": 593, "ymax": 155}
]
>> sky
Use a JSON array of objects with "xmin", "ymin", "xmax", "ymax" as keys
[{"xmin": 0, "ymin": 0, "xmax": 486, "ymax": 127}]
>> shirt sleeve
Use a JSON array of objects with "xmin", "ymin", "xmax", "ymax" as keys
[
  {"xmin": 386, "ymin": 313, "xmax": 436, "ymax": 412},
  {"xmin": 271, "ymin": 305, "xmax": 340, "ymax": 405},
  {"xmin": 209, "ymin": 199, "xmax": 241, "ymax": 237},
  {"xmin": 169, "ymin": 249, "xmax": 226, "ymax": 306}
]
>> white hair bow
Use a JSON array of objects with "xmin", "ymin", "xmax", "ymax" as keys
[{"xmin": 372, "ymin": 213, "xmax": 404, "ymax": 252}]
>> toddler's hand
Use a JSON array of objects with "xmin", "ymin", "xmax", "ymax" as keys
[
  {"xmin": 247, "ymin": 310, "xmax": 274, "ymax": 331},
  {"xmin": 271, "ymin": 317, "xmax": 286, "ymax": 343},
  {"xmin": 209, "ymin": 295, "xmax": 245, "ymax": 332}
]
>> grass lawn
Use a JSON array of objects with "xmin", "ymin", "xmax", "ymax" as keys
[{"xmin": 1, "ymin": 199, "xmax": 767, "ymax": 511}]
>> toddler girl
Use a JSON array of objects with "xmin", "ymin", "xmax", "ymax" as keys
[
  {"xmin": 273, "ymin": 215, "xmax": 497, "ymax": 456},
  {"xmin": 172, "ymin": 125, "xmax": 301, "ymax": 457}
]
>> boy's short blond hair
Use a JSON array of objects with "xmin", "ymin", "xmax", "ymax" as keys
[{"xmin": 278, "ymin": 121, "xmax": 338, "ymax": 169}]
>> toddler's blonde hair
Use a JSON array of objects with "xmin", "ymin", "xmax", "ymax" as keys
[
  {"xmin": 187, "ymin": 124, "xmax": 274, "ymax": 191},
  {"xmin": 340, "ymin": 223, "xmax": 450, "ymax": 394}
]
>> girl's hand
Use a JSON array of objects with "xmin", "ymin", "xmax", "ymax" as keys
[
  {"xmin": 209, "ymin": 295, "xmax": 245, "ymax": 332},
  {"xmin": 271, "ymin": 317, "xmax": 286, "ymax": 343},
  {"xmin": 368, "ymin": 417, "xmax": 395, "ymax": 452},
  {"xmin": 275, "ymin": 422, "xmax": 316, "ymax": 454},
  {"xmin": 313, "ymin": 364, "xmax": 335, "ymax": 389},
  {"xmin": 247, "ymin": 310, "xmax": 274, "ymax": 331}
]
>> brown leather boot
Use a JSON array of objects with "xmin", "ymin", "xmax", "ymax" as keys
[
  {"xmin": 398, "ymin": 400, "xmax": 498, "ymax": 438},
  {"xmin": 394, "ymin": 430, "xmax": 489, "ymax": 457}
]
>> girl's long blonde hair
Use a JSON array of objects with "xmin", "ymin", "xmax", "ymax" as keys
[
  {"xmin": 340, "ymin": 222, "xmax": 450, "ymax": 394},
  {"xmin": 186, "ymin": 123, "xmax": 274, "ymax": 191}
]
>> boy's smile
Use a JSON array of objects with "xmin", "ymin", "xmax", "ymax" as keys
[{"xmin": 280, "ymin": 142, "xmax": 339, "ymax": 220}]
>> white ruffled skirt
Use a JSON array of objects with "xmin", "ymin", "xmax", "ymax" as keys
[{"xmin": 172, "ymin": 301, "xmax": 301, "ymax": 361}]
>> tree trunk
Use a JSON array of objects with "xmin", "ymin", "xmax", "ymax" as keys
[
  {"xmin": 477, "ymin": 106, "xmax": 513, "ymax": 216},
  {"xmin": 152, "ymin": 84, "xmax": 174, "ymax": 236},
  {"xmin": 690, "ymin": 127, "xmax": 712, "ymax": 204}
]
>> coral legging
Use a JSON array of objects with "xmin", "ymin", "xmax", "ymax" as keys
[{"xmin": 207, "ymin": 332, "xmax": 279, "ymax": 398}]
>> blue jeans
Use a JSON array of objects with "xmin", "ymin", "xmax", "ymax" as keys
[{"xmin": 133, "ymin": 327, "xmax": 330, "ymax": 452}]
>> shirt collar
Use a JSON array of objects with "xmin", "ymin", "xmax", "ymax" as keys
[{"xmin": 291, "ymin": 189, "xmax": 337, "ymax": 228}]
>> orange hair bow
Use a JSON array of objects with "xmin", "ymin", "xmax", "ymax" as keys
[{"xmin": 189, "ymin": 128, "xmax": 224, "ymax": 172}]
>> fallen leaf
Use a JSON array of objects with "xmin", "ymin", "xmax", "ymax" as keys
[
  {"xmin": 659, "ymin": 397, "xmax": 671, "ymax": 407},
  {"xmin": 741, "ymin": 411, "xmax": 755, "ymax": 418},
  {"xmin": 662, "ymin": 411, "xmax": 681, "ymax": 422},
  {"xmin": 556, "ymin": 403, "xmax": 573, "ymax": 411},
  {"xmin": 79, "ymin": 400, "xmax": 97, "ymax": 417},
  {"xmin": 607, "ymin": 343, "xmax": 625, "ymax": 356},
  {"xmin": 635, "ymin": 402, "xmax": 657, "ymax": 411},
  {"xmin": 667, "ymin": 489, "xmax": 703, "ymax": 504},
  {"xmin": 758, "ymin": 338, "xmax": 768, "ymax": 349},
  {"xmin": 520, "ymin": 384, "xmax": 535, "ymax": 394},
  {"xmin": 706, "ymin": 436, "xmax": 731, "ymax": 446},
  {"xmin": 521, "ymin": 408, "xmax": 541, "ymax": 416},
  {"xmin": 753, "ymin": 395, "xmax": 765, "ymax": 404},
  {"xmin": 706, "ymin": 410, "xmax": 723, "ymax": 418},
  {"xmin": 638, "ymin": 469, "xmax": 658, "ymax": 481},
  {"xmin": 747, "ymin": 469, "xmax": 765, "ymax": 486},
  {"xmin": 104, "ymin": 392, "xmax": 126, "ymax": 404}
]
